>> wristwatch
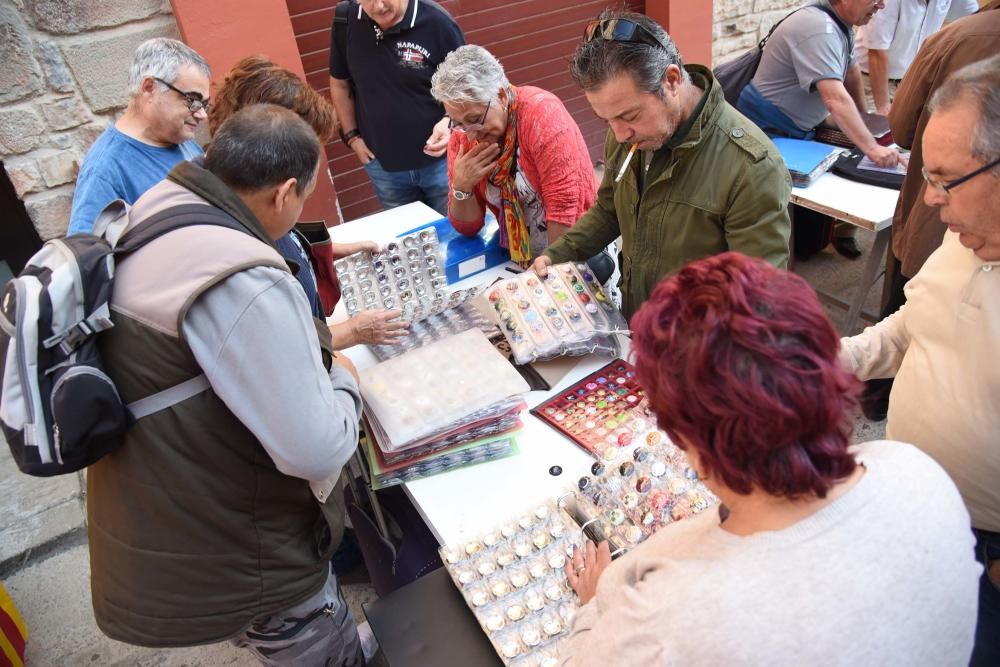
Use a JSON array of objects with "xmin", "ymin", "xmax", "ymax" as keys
[{"xmin": 452, "ymin": 188, "xmax": 473, "ymax": 201}]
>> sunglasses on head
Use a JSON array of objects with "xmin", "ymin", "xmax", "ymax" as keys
[{"xmin": 584, "ymin": 17, "xmax": 667, "ymax": 51}]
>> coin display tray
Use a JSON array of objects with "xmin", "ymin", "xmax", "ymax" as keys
[
  {"xmin": 440, "ymin": 439, "xmax": 716, "ymax": 666},
  {"xmin": 571, "ymin": 420, "xmax": 717, "ymax": 552},
  {"xmin": 530, "ymin": 359, "xmax": 643, "ymax": 458},
  {"xmin": 369, "ymin": 301, "xmax": 499, "ymax": 362},
  {"xmin": 335, "ymin": 227, "xmax": 481, "ymax": 323},
  {"xmin": 486, "ymin": 263, "xmax": 627, "ymax": 365},
  {"xmin": 531, "ymin": 360, "xmax": 718, "ymax": 550},
  {"xmin": 440, "ymin": 503, "xmax": 582, "ymax": 667}
]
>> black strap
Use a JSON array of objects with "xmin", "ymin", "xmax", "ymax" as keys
[
  {"xmin": 334, "ymin": 1, "xmax": 351, "ymax": 73},
  {"xmin": 761, "ymin": 3, "xmax": 851, "ymax": 49},
  {"xmin": 113, "ymin": 205, "xmax": 247, "ymax": 258}
]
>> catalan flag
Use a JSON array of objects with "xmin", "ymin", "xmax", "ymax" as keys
[{"xmin": 0, "ymin": 583, "xmax": 27, "ymax": 667}]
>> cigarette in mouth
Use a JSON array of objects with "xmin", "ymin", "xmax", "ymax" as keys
[{"xmin": 615, "ymin": 145, "xmax": 638, "ymax": 183}]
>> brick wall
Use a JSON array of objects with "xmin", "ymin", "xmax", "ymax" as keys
[
  {"xmin": 713, "ymin": 0, "xmax": 803, "ymax": 66},
  {"xmin": 0, "ymin": 0, "xmax": 179, "ymax": 240}
]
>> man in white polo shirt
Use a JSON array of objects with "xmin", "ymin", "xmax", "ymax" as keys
[{"xmin": 855, "ymin": 0, "xmax": 978, "ymax": 114}]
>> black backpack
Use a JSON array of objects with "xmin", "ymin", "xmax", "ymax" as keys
[
  {"xmin": 0, "ymin": 200, "xmax": 244, "ymax": 476},
  {"xmin": 715, "ymin": 4, "xmax": 850, "ymax": 107}
]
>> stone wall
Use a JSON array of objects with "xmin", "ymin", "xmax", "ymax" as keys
[
  {"xmin": 0, "ymin": 0, "xmax": 178, "ymax": 240},
  {"xmin": 713, "ymin": 0, "xmax": 803, "ymax": 66}
]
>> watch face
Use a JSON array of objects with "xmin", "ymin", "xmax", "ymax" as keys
[{"xmin": 452, "ymin": 189, "xmax": 472, "ymax": 201}]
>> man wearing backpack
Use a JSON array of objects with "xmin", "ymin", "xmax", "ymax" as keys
[
  {"xmin": 736, "ymin": 0, "xmax": 908, "ymax": 259},
  {"xmin": 87, "ymin": 105, "xmax": 373, "ymax": 666},
  {"xmin": 68, "ymin": 38, "xmax": 210, "ymax": 235}
]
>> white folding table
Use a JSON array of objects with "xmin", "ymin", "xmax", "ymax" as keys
[
  {"xmin": 790, "ymin": 172, "xmax": 900, "ymax": 333},
  {"xmin": 330, "ymin": 202, "xmax": 623, "ymax": 546}
]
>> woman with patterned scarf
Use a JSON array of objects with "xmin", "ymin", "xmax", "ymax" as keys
[{"xmin": 431, "ymin": 45, "xmax": 597, "ymax": 267}]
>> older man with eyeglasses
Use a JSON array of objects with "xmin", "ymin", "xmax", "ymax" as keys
[
  {"xmin": 68, "ymin": 38, "xmax": 210, "ymax": 235},
  {"xmin": 840, "ymin": 55, "xmax": 1000, "ymax": 667},
  {"xmin": 530, "ymin": 10, "xmax": 791, "ymax": 319}
]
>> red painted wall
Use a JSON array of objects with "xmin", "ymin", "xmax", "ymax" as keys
[
  {"xmin": 169, "ymin": 0, "xmax": 342, "ymax": 225},
  {"xmin": 646, "ymin": 0, "xmax": 714, "ymax": 66}
]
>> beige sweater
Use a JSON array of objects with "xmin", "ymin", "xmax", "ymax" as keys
[
  {"xmin": 840, "ymin": 231, "xmax": 1000, "ymax": 531},
  {"xmin": 559, "ymin": 441, "xmax": 980, "ymax": 666}
]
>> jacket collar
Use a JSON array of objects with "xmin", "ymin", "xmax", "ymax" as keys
[
  {"xmin": 659, "ymin": 64, "xmax": 723, "ymax": 155},
  {"xmin": 167, "ymin": 159, "xmax": 277, "ymax": 251}
]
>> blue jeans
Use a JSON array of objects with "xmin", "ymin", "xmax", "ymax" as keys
[
  {"xmin": 972, "ymin": 528, "xmax": 1000, "ymax": 667},
  {"xmin": 363, "ymin": 157, "xmax": 449, "ymax": 217}
]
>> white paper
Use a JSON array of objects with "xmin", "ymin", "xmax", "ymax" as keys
[
  {"xmin": 458, "ymin": 254, "xmax": 487, "ymax": 279},
  {"xmin": 858, "ymin": 156, "xmax": 907, "ymax": 175}
]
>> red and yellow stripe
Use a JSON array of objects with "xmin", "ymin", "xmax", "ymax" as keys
[{"xmin": 0, "ymin": 583, "xmax": 27, "ymax": 667}]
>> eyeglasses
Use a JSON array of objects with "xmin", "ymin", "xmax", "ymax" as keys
[
  {"xmin": 921, "ymin": 155, "xmax": 1000, "ymax": 198},
  {"xmin": 448, "ymin": 98, "xmax": 492, "ymax": 133},
  {"xmin": 154, "ymin": 77, "xmax": 210, "ymax": 113},
  {"xmin": 583, "ymin": 18, "xmax": 667, "ymax": 51}
]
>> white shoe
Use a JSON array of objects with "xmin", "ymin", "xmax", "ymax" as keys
[{"xmin": 357, "ymin": 620, "xmax": 379, "ymax": 663}]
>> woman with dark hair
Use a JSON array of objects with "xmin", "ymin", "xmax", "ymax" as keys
[
  {"xmin": 210, "ymin": 55, "xmax": 405, "ymax": 348},
  {"xmin": 560, "ymin": 253, "xmax": 980, "ymax": 665}
]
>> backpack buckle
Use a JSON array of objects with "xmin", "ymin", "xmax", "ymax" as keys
[{"xmin": 57, "ymin": 322, "xmax": 93, "ymax": 355}]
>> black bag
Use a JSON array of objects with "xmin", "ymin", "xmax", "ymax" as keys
[
  {"xmin": 793, "ymin": 207, "xmax": 834, "ymax": 262},
  {"xmin": 715, "ymin": 4, "xmax": 850, "ymax": 107},
  {"xmin": 331, "ymin": 0, "xmax": 355, "ymax": 97},
  {"xmin": 832, "ymin": 148, "xmax": 905, "ymax": 190},
  {"xmin": 345, "ymin": 482, "xmax": 442, "ymax": 596}
]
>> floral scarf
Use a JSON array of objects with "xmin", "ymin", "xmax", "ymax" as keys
[{"xmin": 487, "ymin": 86, "xmax": 531, "ymax": 266}]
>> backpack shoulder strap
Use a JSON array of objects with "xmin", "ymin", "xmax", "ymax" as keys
[
  {"xmin": 810, "ymin": 3, "xmax": 852, "ymax": 41},
  {"xmin": 760, "ymin": 3, "xmax": 850, "ymax": 49},
  {"xmin": 334, "ymin": 0, "xmax": 350, "ymax": 66},
  {"xmin": 113, "ymin": 204, "xmax": 247, "ymax": 258}
]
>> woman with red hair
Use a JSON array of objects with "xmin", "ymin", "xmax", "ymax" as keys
[{"xmin": 560, "ymin": 253, "xmax": 980, "ymax": 665}]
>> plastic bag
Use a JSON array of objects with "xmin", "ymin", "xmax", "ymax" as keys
[{"xmin": 487, "ymin": 263, "xmax": 628, "ymax": 365}]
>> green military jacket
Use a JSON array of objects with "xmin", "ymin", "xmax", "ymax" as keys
[{"xmin": 544, "ymin": 65, "xmax": 791, "ymax": 319}]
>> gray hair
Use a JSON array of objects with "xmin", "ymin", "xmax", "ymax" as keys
[
  {"xmin": 928, "ymin": 55, "xmax": 1000, "ymax": 176},
  {"xmin": 570, "ymin": 10, "xmax": 687, "ymax": 95},
  {"xmin": 205, "ymin": 104, "xmax": 321, "ymax": 196},
  {"xmin": 431, "ymin": 45, "xmax": 510, "ymax": 106},
  {"xmin": 128, "ymin": 38, "xmax": 211, "ymax": 99}
]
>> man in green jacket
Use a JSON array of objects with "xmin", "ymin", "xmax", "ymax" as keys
[{"xmin": 532, "ymin": 10, "xmax": 791, "ymax": 319}]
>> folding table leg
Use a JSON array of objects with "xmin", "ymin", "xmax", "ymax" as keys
[{"xmin": 842, "ymin": 226, "xmax": 891, "ymax": 334}]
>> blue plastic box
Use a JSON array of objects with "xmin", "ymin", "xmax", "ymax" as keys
[{"xmin": 400, "ymin": 214, "xmax": 509, "ymax": 284}]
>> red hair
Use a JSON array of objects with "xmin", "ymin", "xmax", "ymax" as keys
[
  {"xmin": 209, "ymin": 55, "xmax": 337, "ymax": 143},
  {"xmin": 630, "ymin": 253, "xmax": 859, "ymax": 499}
]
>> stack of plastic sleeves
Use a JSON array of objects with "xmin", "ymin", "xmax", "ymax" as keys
[{"xmin": 358, "ymin": 329, "xmax": 529, "ymax": 487}]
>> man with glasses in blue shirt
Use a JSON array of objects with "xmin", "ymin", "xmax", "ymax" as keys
[
  {"xmin": 68, "ymin": 38, "xmax": 210, "ymax": 235},
  {"xmin": 840, "ymin": 55, "xmax": 1000, "ymax": 667}
]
